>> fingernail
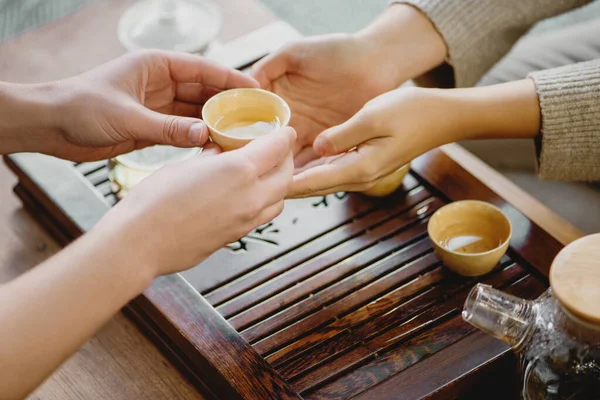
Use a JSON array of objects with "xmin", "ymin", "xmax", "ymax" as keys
[{"xmin": 189, "ymin": 122, "xmax": 206, "ymax": 145}]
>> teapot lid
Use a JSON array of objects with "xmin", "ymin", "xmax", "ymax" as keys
[{"xmin": 550, "ymin": 233, "xmax": 600, "ymax": 325}]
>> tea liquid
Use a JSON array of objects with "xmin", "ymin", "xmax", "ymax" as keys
[
  {"xmin": 215, "ymin": 108, "xmax": 281, "ymax": 138},
  {"xmin": 441, "ymin": 234, "xmax": 502, "ymax": 254}
]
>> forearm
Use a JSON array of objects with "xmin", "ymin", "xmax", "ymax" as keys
[
  {"xmin": 0, "ymin": 82, "xmax": 61, "ymax": 155},
  {"xmin": 355, "ymin": 4, "xmax": 447, "ymax": 90},
  {"xmin": 0, "ymin": 224, "xmax": 153, "ymax": 399},
  {"xmin": 445, "ymin": 79, "xmax": 541, "ymax": 141}
]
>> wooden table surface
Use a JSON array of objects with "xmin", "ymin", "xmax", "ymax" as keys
[{"xmin": 0, "ymin": 1, "xmax": 583, "ymax": 399}]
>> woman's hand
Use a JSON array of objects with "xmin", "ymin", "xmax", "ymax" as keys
[
  {"xmin": 0, "ymin": 128, "xmax": 295, "ymax": 400},
  {"xmin": 95, "ymin": 127, "xmax": 296, "ymax": 276},
  {"xmin": 251, "ymin": 34, "xmax": 390, "ymax": 165},
  {"xmin": 290, "ymin": 80, "xmax": 541, "ymax": 198},
  {"xmin": 251, "ymin": 4, "xmax": 447, "ymax": 167},
  {"xmin": 0, "ymin": 50, "xmax": 258, "ymax": 161},
  {"xmin": 52, "ymin": 50, "xmax": 259, "ymax": 161},
  {"xmin": 289, "ymin": 88, "xmax": 452, "ymax": 197}
]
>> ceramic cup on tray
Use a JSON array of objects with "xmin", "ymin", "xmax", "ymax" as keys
[{"xmin": 428, "ymin": 200, "xmax": 512, "ymax": 276}]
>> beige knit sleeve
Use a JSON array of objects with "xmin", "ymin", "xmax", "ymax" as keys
[
  {"xmin": 529, "ymin": 60, "xmax": 600, "ymax": 181},
  {"xmin": 393, "ymin": 0, "xmax": 590, "ymax": 87}
]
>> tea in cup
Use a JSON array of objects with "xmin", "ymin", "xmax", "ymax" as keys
[
  {"xmin": 428, "ymin": 200, "xmax": 512, "ymax": 276},
  {"xmin": 202, "ymin": 88, "xmax": 291, "ymax": 151}
]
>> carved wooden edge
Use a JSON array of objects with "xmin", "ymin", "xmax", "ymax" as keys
[
  {"xmin": 134, "ymin": 276, "xmax": 301, "ymax": 400},
  {"xmin": 441, "ymin": 144, "xmax": 583, "ymax": 246},
  {"xmin": 3, "ymin": 153, "xmax": 301, "ymax": 400}
]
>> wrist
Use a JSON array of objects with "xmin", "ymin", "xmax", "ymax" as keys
[
  {"xmin": 88, "ymin": 212, "xmax": 157, "ymax": 294},
  {"xmin": 355, "ymin": 3, "xmax": 447, "ymax": 89},
  {"xmin": 443, "ymin": 79, "xmax": 541, "ymax": 141},
  {"xmin": 0, "ymin": 81, "xmax": 63, "ymax": 154}
]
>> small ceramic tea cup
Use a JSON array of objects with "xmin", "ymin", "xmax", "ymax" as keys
[
  {"xmin": 362, "ymin": 164, "xmax": 411, "ymax": 197},
  {"xmin": 109, "ymin": 146, "xmax": 201, "ymax": 198},
  {"xmin": 428, "ymin": 200, "xmax": 512, "ymax": 276},
  {"xmin": 202, "ymin": 88, "xmax": 291, "ymax": 151}
]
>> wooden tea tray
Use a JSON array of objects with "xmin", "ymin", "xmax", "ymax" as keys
[{"xmin": 3, "ymin": 19, "xmax": 563, "ymax": 400}]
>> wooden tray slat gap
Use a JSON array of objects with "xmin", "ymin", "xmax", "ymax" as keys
[
  {"xmin": 361, "ymin": 261, "xmax": 519, "ymax": 346},
  {"xmin": 200, "ymin": 195, "xmax": 384, "ymax": 299},
  {"xmin": 293, "ymin": 265, "xmax": 530, "ymax": 395},
  {"xmin": 95, "ymin": 180, "xmax": 114, "ymax": 197},
  {"xmin": 264, "ymin": 266, "xmax": 445, "ymax": 366},
  {"xmin": 74, "ymin": 160, "xmax": 109, "ymax": 176},
  {"xmin": 253, "ymin": 250, "xmax": 442, "ymax": 360},
  {"xmin": 295, "ymin": 311, "xmax": 464, "ymax": 395},
  {"xmin": 261, "ymin": 259, "xmax": 444, "ymax": 363},
  {"xmin": 236, "ymin": 227, "xmax": 433, "ymax": 339},
  {"xmin": 310, "ymin": 273, "xmax": 547, "ymax": 400},
  {"xmin": 205, "ymin": 187, "xmax": 432, "ymax": 305},
  {"xmin": 274, "ymin": 265, "xmax": 524, "ymax": 377},
  {"xmin": 199, "ymin": 201, "xmax": 380, "ymax": 296},
  {"xmin": 221, "ymin": 199, "xmax": 440, "ymax": 321},
  {"xmin": 302, "ymin": 314, "xmax": 469, "ymax": 399},
  {"xmin": 279, "ymin": 262, "xmax": 520, "ymax": 382},
  {"xmin": 230, "ymin": 231, "xmax": 431, "ymax": 332}
]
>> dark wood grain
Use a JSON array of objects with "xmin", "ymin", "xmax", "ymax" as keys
[
  {"xmin": 219, "ymin": 194, "xmax": 435, "ymax": 319},
  {"xmin": 349, "ymin": 274, "xmax": 547, "ymax": 400},
  {"xmin": 260, "ymin": 252, "xmax": 442, "ymax": 360},
  {"xmin": 205, "ymin": 180, "xmax": 425, "ymax": 307},
  {"xmin": 233, "ymin": 206, "xmax": 439, "ymax": 336},
  {"xmin": 288, "ymin": 263, "xmax": 528, "ymax": 394},
  {"xmin": 133, "ymin": 275, "xmax": 301, "ymax": 399},
  {"xmin": 189, "ymin": 177, "xmax": 421, "ymax": 295},
  {"xmin": 240, "ymin": 235, "xmax": 434, "ymax": 343},
  {"xmin": 308, "ymin": 274, "xmax": 547, "ymax": 400}
]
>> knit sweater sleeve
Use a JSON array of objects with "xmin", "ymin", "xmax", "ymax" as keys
[
  {"xmin": 392, "ymin": 0, "xmax": 590, "ymax": 87},
  {"xmin": 529, "ymin": 60, "xmax": 600, "ymax": 181}
]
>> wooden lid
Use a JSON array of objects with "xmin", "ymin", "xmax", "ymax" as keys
[{"xmin": 550, "ymin": 234, "xmax": 600, "ymax": 325}]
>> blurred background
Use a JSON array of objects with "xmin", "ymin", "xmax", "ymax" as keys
[
  {"xmin": 2, "ymin": 0, "xmax": 600, "ymax": 40},
  {"xmin": 1, "ymin": 0, "xmax": 599, "ymax": 233}
]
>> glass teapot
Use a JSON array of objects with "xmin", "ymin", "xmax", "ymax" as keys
[{"xmin": 463, "ymin": 234, "xmax": 600, "ymax": 399}]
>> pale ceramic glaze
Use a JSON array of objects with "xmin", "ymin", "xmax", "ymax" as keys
[
  {"xmin": 362, "ymin": 164, "xmax": 411, "ymax": 197},
  {"xmin": 428, "ymin": 200, "xmax": 512, "ymax": 276},
  {"xmin": 202, "ymin": 88, "xmax": 291, "ymax": 151}
]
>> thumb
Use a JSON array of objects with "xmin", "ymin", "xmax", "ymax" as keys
[
  {"xmin": 313, "ymin": 112, "xmax": 372, "ymax": 157},
  {"xmin": 251, "ymin": 45, "xmax": 298, "ymax": 89},
  {"xmin": 130, "ymin": 106, "xmax": 209, "ymax": 147}
]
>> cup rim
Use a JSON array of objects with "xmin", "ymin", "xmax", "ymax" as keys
[
  {"xmin": 201, "ymin": 88, "xmax": 291, "ymax": 139},
  {"xmin": 427, "ymin": 200, "xmax": 513, "ymax": 257},
  {"xmin": 113, "ymin": 147, "xmax": 202, "ymax": 172}
]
